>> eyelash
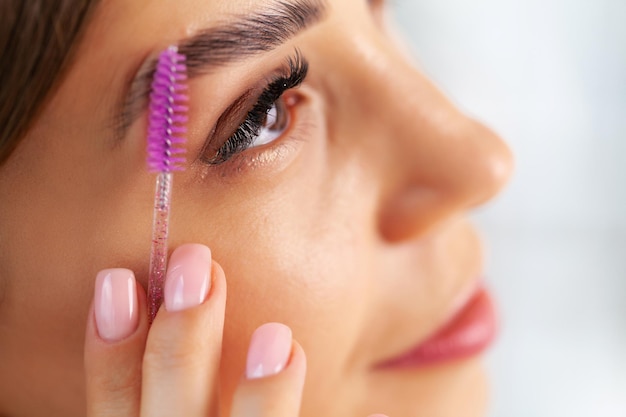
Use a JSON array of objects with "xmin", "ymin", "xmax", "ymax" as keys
[{"xmin": 203, "ymin": 53, "xmax": 309, "ymax": 165}]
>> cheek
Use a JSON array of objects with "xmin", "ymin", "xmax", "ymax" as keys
[
  {"xmin": 0, "ymin": 123, "xmax": 158, "ymax": 415},
  {"xmin": 174, "ymin": 155, "xmax": 376, "ymax": 409}
]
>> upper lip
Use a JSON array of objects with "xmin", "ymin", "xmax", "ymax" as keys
[
  {"xmin": 373, "ymin": 278, "xmax": 482, "ymax": 367},
  {"xmin": 368, "ymin": 218, "xmax": 486, "ymax": 369}
]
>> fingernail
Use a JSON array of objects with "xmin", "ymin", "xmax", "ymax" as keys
[
  {"xmin": 246, "ymin": 323, "xmax": 293, "ymax": 379},
  {"xmin": 164, "ymin": 244, "xmax": 211, "ymax": 311},
  {"xmin": 94, "ymin": 269, "xmax": 138, "ymax": 342}
]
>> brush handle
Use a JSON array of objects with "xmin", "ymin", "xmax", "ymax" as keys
[{"xmin": 148, "ymin": 172, "xmax": 173, "ymax": 323}]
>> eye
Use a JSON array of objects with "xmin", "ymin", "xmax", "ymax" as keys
[
  {"xmin": 200, "ymin": 52, "xmax": 308, "ymax": 165},
  {"xmin": 368, "ymin": 0, "xmax": 386, "ymax": 24},
  {"xmin": 251, "ymin": 96, "xmax": 290, "ymax": 148}
]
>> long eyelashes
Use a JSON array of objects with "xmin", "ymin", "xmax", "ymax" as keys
[{"xmin": 202, "ymin": 52, "xmax": 309, "ymax": 165}]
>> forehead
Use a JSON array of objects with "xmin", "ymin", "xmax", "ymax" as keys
[
  {"xmin": 87, "ymin": 0, "xmax": 327, "ymax": 136},
  {"xmin": 56, "ymin": 0, "xmax": 327, "ymax": 140},
  {"xmin": 91, "ymin": 0, "xmax": 316, "ymax": 40}
]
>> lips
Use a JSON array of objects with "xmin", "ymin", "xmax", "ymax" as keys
[{"xmin": 375, "ymin": 286, "xmax": 497, "ymax": 369}]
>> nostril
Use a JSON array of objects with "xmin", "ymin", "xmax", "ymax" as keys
[
  {"xmin": 375, "ymin": 117, "xmax": 515, "ymax": 244},
  {"xmin": 378, "ymin": 187, "xmax": 447, "ymax": 242}
]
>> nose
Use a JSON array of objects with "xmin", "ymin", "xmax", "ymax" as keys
[
  {"xmin": 378, "ymin": 113, "xmax": 514, "ymax": 241},
  {"xmin": 333, "ymin": 33, "xmax": 514, "ymax": 242}
]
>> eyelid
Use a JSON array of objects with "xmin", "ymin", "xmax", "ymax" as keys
[{"xmin": 198, "ymin": 88, "xmax": 259, "ymax": 162}]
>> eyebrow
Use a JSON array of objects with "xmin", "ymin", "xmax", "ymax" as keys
[{"xmin": 113, "ymin": 0, "xmax": 327, "ymax": 141}]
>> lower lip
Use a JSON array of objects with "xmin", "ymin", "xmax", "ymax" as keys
[{"xmin": 376, "ymin": 287, "xmax": 497, "ymax": 369}]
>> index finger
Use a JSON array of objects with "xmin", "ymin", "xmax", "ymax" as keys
[{"xmin": 140, "ymin": 244, "xmax": 227, "ymax": 417}]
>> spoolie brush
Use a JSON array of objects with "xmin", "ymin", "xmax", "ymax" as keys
[{"xmin": 146, "ymin": 45, "xmax": 188, "ymax": 323}]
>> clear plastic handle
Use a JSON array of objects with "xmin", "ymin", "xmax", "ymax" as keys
[{"xmin": 148, "ymin": 172, "xmax": 172, "ymax": 323}]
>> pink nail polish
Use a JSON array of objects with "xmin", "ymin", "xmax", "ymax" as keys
[
  {"xmin": 94, "ymin": 269, "xmax": 138, "ymax": 342},
  {"xmin": 246, "ymin": 323, "xmax": 293, "ymax": 379},
  {"xmin": 164, "ymin": 244, "xmax": 211, "ymax": 311}
]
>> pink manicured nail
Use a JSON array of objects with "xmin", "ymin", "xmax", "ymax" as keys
[
  {"xmin": 164, "ymin": 244, "xmax": 211, "ymax": 311},
  {"xmin": 246, "ymin": 323, "xmax": 293, "ymax": 379},
  {"xmin": 94, "ymin": 269, "xmax": 138, "ymax": 342}
]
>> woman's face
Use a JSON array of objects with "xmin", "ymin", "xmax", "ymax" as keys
[{"xmin": 0, "ymin": 0, "xmax": 513, "ymax": 416}]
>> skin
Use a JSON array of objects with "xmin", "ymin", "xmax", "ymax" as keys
[{"xmin": 0, "ymin": 0, "xmax": 513, "ymax": 416}]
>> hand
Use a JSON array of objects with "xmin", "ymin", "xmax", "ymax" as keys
[{"xmin": 84, "ymin": 243, "xmax": 388, "ymax": 417}]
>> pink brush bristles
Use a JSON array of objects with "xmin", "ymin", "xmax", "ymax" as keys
[
  {"xmin": 146, "ymin": 46, "xmax": 188, "ymax": 172},
  {"xmin": 146, "ymin": 45, "xmax": 188, "ymax": 323}
]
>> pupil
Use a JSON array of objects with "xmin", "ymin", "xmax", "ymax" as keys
[
  {"xmin": 262, "ymin": 98, "xmax": 288, "ymax": 132},
  {"xmin": 264, "ymin": 103, "xmax": 278, "ymax": 130}
]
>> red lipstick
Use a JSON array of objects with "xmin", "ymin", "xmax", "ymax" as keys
[{"xmin": 376, "ymin": 287, "xmax": 497, "ymax": 369}]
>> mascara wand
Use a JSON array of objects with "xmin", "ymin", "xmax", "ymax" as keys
[{"xmin": 146, "ymin": 46, "xmax": 188, "ymax": 323}]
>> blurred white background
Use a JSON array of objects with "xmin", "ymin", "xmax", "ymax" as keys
[{"xmin": 394, "ymin": 1, "xmax": 626, "ymax": 416}]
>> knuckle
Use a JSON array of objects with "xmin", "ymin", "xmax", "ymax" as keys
[
  {"xmin": 86, "ymin": 370, "xmax": 139, "ymax": 416},
  {"xmin": 143, "ymin": 334, "xmax": 203, "ymax": 373},
  {"xmin": 87, "ymin": 362, "xmax": 140, "ymax": 396},
  {"xmin": 86, "ymin": 361, "xmax": 141, "ymax": 393}
]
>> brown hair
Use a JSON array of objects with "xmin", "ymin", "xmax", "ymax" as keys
[{"xmin": 0, "ymin": 0, "xmax": 100, "ymax": 165}]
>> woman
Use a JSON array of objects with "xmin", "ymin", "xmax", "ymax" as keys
[{"xmin": 0, "ymin": 0, "xmax": 513, "ymax": 416}]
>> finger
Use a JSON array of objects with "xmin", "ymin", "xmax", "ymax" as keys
[
  {"xmin": 230, "ymin": 323, "xmax": 307, "ymax": 417},
  {"xmin": 85, "ymin": 269, "xmax": 149, "ymax": 417},
  {"xmin": 140, "ymin": 244, "xmax": 226, "ymax": 417}
]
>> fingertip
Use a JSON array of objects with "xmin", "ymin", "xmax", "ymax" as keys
[
  {"xmin": 170, "ymin": 243, "xmax": 212, "ymax": 264},
  {"xmin": 208, "ymin": 258, "xmax": 227, "ymax": 301},
  {"xmin": 84, "ymin": 270, "xmax": 148, "ymax": 416},
  {"xmin": 231, "ymin": 332, "xmax": 307, "ymax": 417},
  {"xmin": 86, "ymin": 269, "xmax": 149, "ymax": 347},
  {"xmin": 93, "ymin": 268, "xmax": 139, "ymax": 342},
  {"xmin": 246, "ymin": 323, "xmax": 293, "ymax": 380},
  {"xmin": 84, "ymin": 299, "xmax": 98, "ymax": 345},
  {"xmin": 134, "ymin": 278, "xmax": 150, "ymax": 334},
  {"xmin": 287, "ymin": 338, "xmax": 307, "ymax": 382}
]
